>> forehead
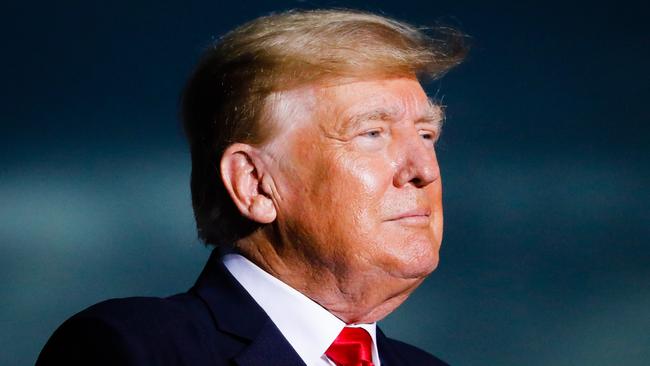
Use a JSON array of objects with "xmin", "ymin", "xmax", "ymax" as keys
[
  {"xmin": 313, "ymin": 78, "xmax": 441, "ymax": 130},
  {"xmin": 261, "ymin": 78, "xmax": 442, "ymax": 149}
]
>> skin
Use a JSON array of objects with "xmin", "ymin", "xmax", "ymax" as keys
[{"xmin": 220, "ymin": 77, "xmax": 444, "ymax": 324}]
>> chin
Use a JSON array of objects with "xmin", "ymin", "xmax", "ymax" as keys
[
  {"xmin": 409, "ymin": 252, "xmax": 440, "ymax": 278},
  {"xmin": 384, "ymin": 242, "xmax": 440, "ymax": 280}
]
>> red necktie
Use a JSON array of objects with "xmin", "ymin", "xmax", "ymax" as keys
[{"xmin": 325, "ymin": 327, "xmax": 375, "ymax": 366}]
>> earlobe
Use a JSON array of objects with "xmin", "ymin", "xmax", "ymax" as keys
[
  {"xmin": 250, "ymin": 195, "xmax": 276, "ymax": 223},
  {"xmin": 220, "ymin": 144, "xmax": 277, "ymax": 224}
]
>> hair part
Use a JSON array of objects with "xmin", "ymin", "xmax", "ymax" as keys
[{"xmin": 181, "ymin": 9, "xmax": 468, "ymax": 246}]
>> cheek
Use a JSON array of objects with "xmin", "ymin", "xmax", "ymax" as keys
[
  {"xmin": 300, "ymin": 154, "xmax": 392, "ymax": 245},
  {"xmin": 344, "ymin": 158, "xmax": 388, "ymax": 197},
  {"xmin": 329, "ymin": 154, "xmax": 392, "ymax": 213}
]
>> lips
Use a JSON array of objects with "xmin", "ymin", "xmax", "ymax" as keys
[{"xmin": 386, "ymin": 208, "xmax": 432, "ymax": 226}]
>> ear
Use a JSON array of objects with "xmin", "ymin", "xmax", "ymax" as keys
[{"xmin": 220, "ymin": 143, "xmax": 277, "ymax": 224}]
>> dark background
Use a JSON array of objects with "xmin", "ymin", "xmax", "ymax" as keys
[{"xmin": 1, "ymin": 1, "xmax": 648, "ymax": 365}]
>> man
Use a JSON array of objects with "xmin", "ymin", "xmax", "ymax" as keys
[{"xmin": 37, "ymin": 9, "xmax": 465, "ymax": 366}]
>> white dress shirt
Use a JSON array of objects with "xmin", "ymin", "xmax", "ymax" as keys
[{"xmin": 223, "ymin": 253, "xmax": 381, "ymax": 366}]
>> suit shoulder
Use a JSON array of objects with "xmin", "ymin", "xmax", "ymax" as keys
[
  {"xmin": 384, "ymin": 337, "xmax": 450, "ymax": 366},
  {"xmin": 62, "ymin": 294, "xmax": 203, "ymax": 333},
  {"xmin": 77, "ymin": 294, "xmax": 202, "ymax": 324},
  {"xmin": 37, "ymin": 293, "xmax": 217, "ymax": 365}
]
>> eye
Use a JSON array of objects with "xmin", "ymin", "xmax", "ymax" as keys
[
  {"xmin": 361, "ymin": 129, "xmax": 383, "ymax": 138},
  {"xmin": 419, "ymin": 131, "xmax": 438, "ymax": 147},
  {"xmin": 353, "ymin": 128, "xmax": 387, "ymax": 151}
]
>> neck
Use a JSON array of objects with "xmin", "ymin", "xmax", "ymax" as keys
[{"xmin": 235, "ymin": 230, "xmax": 422, "ymax": 324}]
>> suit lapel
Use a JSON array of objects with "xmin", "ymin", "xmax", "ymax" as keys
[
  {"xmin": 377, "ymin": 327, "xmax": 405, "ymax": 366},
  {"xmin": 192, "ymin": 249, "xmax": 305, "ymax": 366},
  {"xmin": 233, "ymin": 318, "xmax": 306, "ymax": 366}
]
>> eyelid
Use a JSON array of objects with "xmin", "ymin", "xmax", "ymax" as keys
[
  {"xmin": 418, "ymin": 129, "xmax": 441, "ymax": 145},
  {"xmin": 419, "ymin": 128, "xmax": 440, "ymax": 138},
  {"xmin": 359, "ymin": 127, "xmax": 385, "ymax": 137}
]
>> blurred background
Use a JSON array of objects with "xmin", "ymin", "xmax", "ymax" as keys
[{"xmin": 1, "ymin": 1, "xmax": 648, "ymax": 365}]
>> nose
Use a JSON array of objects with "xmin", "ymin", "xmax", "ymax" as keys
[{"xmin": 393, "ymin": 131, "xmax": 440, "ymax": 188}]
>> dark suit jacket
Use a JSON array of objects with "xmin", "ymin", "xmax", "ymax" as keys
[{"xmin": 37, "ymin": 250, "xmax": 449, "ymax": 365}]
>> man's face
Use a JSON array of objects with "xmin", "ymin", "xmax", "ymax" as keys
[{"xmin": 265, "ymin": 77, "xmax": 443, "ymax": 296}]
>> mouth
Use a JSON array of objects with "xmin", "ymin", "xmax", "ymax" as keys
[{"xmin": 386, "ymin": 208, "xmax": 432, "ymax": 226}]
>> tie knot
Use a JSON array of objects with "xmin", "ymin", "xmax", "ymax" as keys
[{"xmin": 325, "ymin": 327, "xmax": 374, "ymax": 366}]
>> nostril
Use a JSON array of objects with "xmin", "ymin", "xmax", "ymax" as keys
[
  {"xmin": 410, "ymin": 177, "xmax": 423, "ymax": 186},
  {"xmin": 394, "ymin": 153, "xmax": 439, "ymax": 187}
]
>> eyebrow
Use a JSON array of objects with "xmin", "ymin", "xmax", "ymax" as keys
[
  {"xmin": 341, "ymin": 99, "xmax": 444, "ymax": 133},
  {"xmin": 345, "ymin": 108, "xmax": 397, "ymax": 131}
]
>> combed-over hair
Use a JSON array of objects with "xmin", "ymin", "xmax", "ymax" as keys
[{"xmin": 181, "ymin": 9, "xmax": 467, "ymax": 246}]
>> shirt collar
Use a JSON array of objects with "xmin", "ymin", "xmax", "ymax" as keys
[{"xmin": 222, "ymin": 253, "xmax": 380, "ymax": 365}]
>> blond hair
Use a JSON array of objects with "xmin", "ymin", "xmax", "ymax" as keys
[{"xmin": 182, "ymin": 9, "xmax": 467, "ymax": 246}]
